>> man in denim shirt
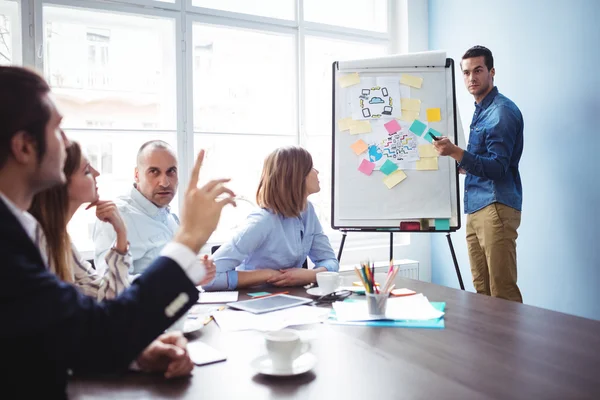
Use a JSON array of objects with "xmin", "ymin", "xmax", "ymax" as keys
[{"xmin": 433, "ymin": 46, "xmax": 523, "ymax": 302}]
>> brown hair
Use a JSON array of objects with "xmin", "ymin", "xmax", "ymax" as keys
[
  {"xmin": 29, "ymin": 142, "xmax": 83, "ymax": 283},
  {"xmin": 0, "ymin": 66, "xmax": 51, "ymax": 168},
  {"xmin": 256, "ymin": 146, "xmax": 313, "ymax": 218}
]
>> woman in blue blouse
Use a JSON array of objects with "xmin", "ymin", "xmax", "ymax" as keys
[{"xmin": 204, "ymin": 146, "xmax": 339, "ymax": 291}]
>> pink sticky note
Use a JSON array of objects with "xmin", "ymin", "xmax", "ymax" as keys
[
  {"xmin": 384, "ymin": 119, "xmax": 402, "ymax": 134},
  {"xmin": 358, "ymin": 159, "xmax": 376, "ymax": 176}
]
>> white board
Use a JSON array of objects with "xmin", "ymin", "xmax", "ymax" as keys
[{"xmin": 332, "ymin": 51, "xmax": 460, "ymax": 230}]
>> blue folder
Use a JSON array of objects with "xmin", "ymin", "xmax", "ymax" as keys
[{"xmin": 328, "ymin": 301, "xmax": 446, "ymax": 329}]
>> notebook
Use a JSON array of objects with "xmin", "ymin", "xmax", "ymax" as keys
[{"xmin": 197, "ymin": 291, "xmax": 239, "ymax": 304}]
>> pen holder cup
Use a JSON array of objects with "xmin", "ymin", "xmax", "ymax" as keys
[{"xmin": 366, "ymin": 292, "xmax": 389, "ymax": 318}]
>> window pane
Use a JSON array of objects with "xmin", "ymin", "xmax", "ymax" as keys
[
  {"xmin": 192, "ymin": 0, "xmax": 294, "ymax": 20},
  {"xmin": 305, "ymin": 36, "xmax": 387, "ymax": 135},
  {"xmin": 66, "ymin": 130, "xmax": 178, "ymax": 252},
  {"xmin": 305, "ymin": 135, "xmax": 333, "ymax": 233},
  {"xmin": 44, "ymin": 5, "xmax": 177, "ymax": 130},
  {"xmin": 194, "ymin": 133, "xmax": 295, "ymax": 242},
  {"xmin": 304, "ymin": 0, "xmax": 387, "ymax": 32},
  {"xmin": 0, "ymin": 0, "xmax": 21, "ymax": 65},
  {"xmin": 192, "ymin": 23, "xmax": 296, "ymax": 135}
]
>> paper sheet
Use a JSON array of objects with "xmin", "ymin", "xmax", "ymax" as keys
[
  {"xmin": 426, "ymin": 108, "xmax": 442, "ymax": 122},
  {"xmin": 398, "ymin": 110, "xmax": 420, "ymax": 123},
  {"xmin": 383, "ymin": 170, "xmax": 407, "ymax": 189},
  {"xmin": 338, "ymin": 72, "xmax": 360, "ymax": 88},
  {"xmin": 338, "ymin": 117, "xmax": 353, "ymax": 131},
  {"xmin": 198, "ymin": 291, "xmax": 239, "ymax": 304},
  {"xmin": 418, "ymin": 144, "xmax": 438, "ymax": 158},
  {"xmin": 351, "ymin": 139, "xmax": 369, "ymax": 155},
  {"xmin": 401, "ymin": 98, "xmax": 421, "ymax": 112},
  {"xmin": 415, "ymin": 157, "xmax": 438, "ymax": 171},
  {"xmin": 351, "ymin": 77, "xmax": 402, "ymax": 120},
  {"xmin": 349, "ymin": 120, "xmax": 372, "ymax": 135},
  {"xmin": 332, "ymin": 294, "xmax": 445, "ymax": 322},
  {"xmin": 212, "ymin": 306, "xmax": 330, "ymax": 332},
  {"xmin": 400, "ymin": 74, "xmax": 423, "ymax": 89}
]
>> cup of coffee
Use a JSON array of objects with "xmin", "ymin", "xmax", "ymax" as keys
[
  {"xmin": 316, "ymin": 271, "xmax": 341, "ymax": 294},
  {"xmin": 264, "ymin": 329, "xmax": 310, "ymax": 371}
]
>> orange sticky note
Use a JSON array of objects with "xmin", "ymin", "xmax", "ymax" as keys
[
  {"xmin": 351, "ymin": 139, "xmax": 369, "ymax": 155},
  {"xmin": 426, "ymin": 108, "xmax": 442, "ymax": 122}
]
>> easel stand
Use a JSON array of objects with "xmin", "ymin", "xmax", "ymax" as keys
[{"xmin": 336, "ymin": 230, "xmax": 465, "ymax": 290}]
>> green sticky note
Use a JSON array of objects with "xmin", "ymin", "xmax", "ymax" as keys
[
  {"xmin": 248, "ymin": 292, "xmax": 271, "ymax": 297},
  {"xmin": 435, "ymin": 219, "xmax": 450, "ymax": 230},
  {"xmin": 409, "ymin": 119, "xmax": 427, "ymax": 136},
  {"xmin": 424, "ymin": 128, "xmax": 442, "ymax": 143},
  {"xmin": 380, "ymin": 159, "xmax": 399, "ymax": 175}
]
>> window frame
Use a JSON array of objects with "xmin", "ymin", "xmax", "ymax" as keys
[{"xmin": 19, "ymin": 0, "xmax": 405, "ymax": 255}]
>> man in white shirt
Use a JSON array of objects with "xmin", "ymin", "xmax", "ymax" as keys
[
  {"xmin": 0, "ymin": 66, "xmax": 235, "ymax": 398},
  {"xmin": 94, "ymin": 141, "xmax": 181, "ymax": 274}
]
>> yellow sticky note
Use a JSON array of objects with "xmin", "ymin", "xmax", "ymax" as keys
[
  {"xmin": 338, "ymin": 117, "xmax": 353, "ymax": 131},
  {"xmin": 416, "ymin": 157, "xmax": 439, "ymax": 171},
  {"xmin": 383, "ymin": 170, "xmax": 407, "ymax": 189},
  {"xmin": 401, "ymin": 98, "xmax": 421, "ymax": 112},
  {"xmin": 426, "ymin": 108, "xmax": 442, "ymax": 122},
  {"xmin": 338, "ymin": 72, "xmax": 360, "ymax": 88},
  {"xmin": 400, "ymin": 74, "xmax": 423, "ymax": 89},
  {"xmin": 351, "ymin": 139, "xmax": 369, "ymax": 155},
  {"xmin": 349, "ymin": 120, "xmax": 372, "ymax": 135},
  {"xmin": 418, "ymin": 144, "xmax": 438, "ymax": 158},
  {"xmin": 398, "ymin": 110, "xmax": 420, "ymax": 123}
]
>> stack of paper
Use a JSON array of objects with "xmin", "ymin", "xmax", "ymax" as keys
[
  {"xmin": 331, "ymin": 294, "xmax": 444, "ymax": 322},
  {"xmin": 213, "ymin": 306, "xmax": 330, "ymax": 332}
]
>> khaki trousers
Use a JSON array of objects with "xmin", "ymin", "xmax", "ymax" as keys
[{"xmin": 466, "ymin": 203, "xmax": 523, "ymax": 303}]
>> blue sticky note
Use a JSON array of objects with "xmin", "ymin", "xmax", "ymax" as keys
[
  {"xmin": 409, "ymin": 119, "xmax": 427, "ymax": 136},
  {"xmin": 248, "ymin": 291, "xmax": 271, "ymax": 297},
  {"xmin": 434, "ymin": 219, "xmax": 450, "ymax": 231},
  {"xmin": 424, "ymin": 128, "xmax": 442, "ymax": 143},
  {"xmin": 380, "ymin": 159, "xmax": 398, "ymax": 175}
]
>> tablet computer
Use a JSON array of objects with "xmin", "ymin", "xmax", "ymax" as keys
[{"xmin": 227, "ymin": 294, "xmax": 312, "ymax": 314}]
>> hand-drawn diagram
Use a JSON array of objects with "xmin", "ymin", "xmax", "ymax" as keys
[
  {"xmin": 359, "ymin": 120, "xmax": 421, "ymax": 170},
  {"xmin": 352, "ymin": 78, "xmax": 401, "ymax": 121}
]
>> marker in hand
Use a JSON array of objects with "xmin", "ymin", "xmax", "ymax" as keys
[{"xmin": 428, "ymin": 131, "xmax": 441, "ymax": 141}]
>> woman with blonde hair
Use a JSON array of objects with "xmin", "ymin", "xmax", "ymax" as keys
[
  {"xmin": 29, "ymin": 141, "xmax": 132, "ymax": 300},
  {"xmin": 204, "ymin": 146, "xmax": 339, "ymax": 290}
]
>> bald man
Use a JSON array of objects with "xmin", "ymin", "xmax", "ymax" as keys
[{"xmin": 93, "ymin": 141, "xmax": 181, "ymax": 274}]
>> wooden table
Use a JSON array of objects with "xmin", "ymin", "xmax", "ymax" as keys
[{"xmin": 68, "ymin": 277, "xmax": 600, "ymax": 399}]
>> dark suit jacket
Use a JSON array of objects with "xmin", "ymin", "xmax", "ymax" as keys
[{"xmin": 0, "ymin": 199, "xmax": 199, "ymax": 399}]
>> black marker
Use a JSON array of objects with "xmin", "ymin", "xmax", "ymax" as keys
[{"xmin": 428, "ymin": 131, "xmax": 441, "ymax": 141}]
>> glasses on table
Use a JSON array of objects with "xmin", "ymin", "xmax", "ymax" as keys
[{"xmin": 311, "ymin": 290, "xmax": 352, "ymax": 305}]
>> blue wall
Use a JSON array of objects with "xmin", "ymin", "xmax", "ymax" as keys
[{"xmin": 428, "ymin": 0, "xmax": 600, "ymax": 320}]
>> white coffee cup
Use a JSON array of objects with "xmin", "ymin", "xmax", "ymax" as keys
[
  {"xmin": 264, "ymin": 329, "xmax": 310, "ymax": 371},
  {"xmin": 316, "ymin": 271, "xmax": 341, "ymax": 294}
]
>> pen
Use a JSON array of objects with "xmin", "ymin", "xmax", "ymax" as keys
[
  {"xmin": 252, "ymin": 291, "xmax": 289, "ymax": 299},
  {"xmin": 428, "ymin": 131, "xmax": 441, "ymax": 141}
]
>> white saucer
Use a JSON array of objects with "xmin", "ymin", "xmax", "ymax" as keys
[
  {"xmin": 306, "ymin": 287, "xmax": 335, "ymax": 296},
  {"xmin": 251, "ymin": 352, "xmax": 317, "ymax": 377}
]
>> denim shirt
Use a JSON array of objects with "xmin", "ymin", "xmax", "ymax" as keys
[
  {"xmin": 203, "ymin": 202, "xmax": 339, "ymax": 291},
  {"xmin": 93, "ymin": 187, "xmax": 180, "ymax": 275},
  {"xmin": 458, "ymin": 87, "xmax": 524, "ymax": 214}
]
